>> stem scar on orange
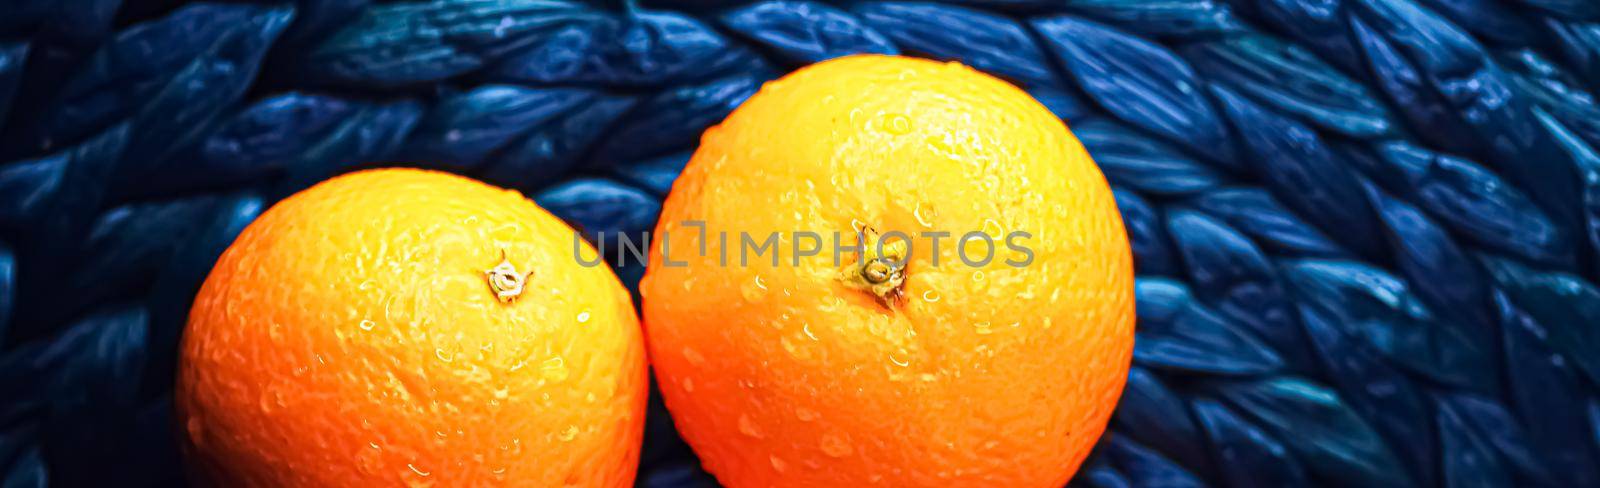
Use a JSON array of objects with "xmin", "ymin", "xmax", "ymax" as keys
[
  {"xmin": 176, "ymin": 169, "xmax": 647, "ymax": 487},
  {"xmin": 641, "ymin": 55, "xmax": 1135, "ymax": 487}
]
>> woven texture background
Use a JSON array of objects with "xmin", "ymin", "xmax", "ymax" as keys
[{"xmin": 2, "ymin": 0, "xmax": 1599, "ymax": 486}]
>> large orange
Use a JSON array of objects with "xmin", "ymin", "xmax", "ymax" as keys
[
  {"xmin": 176, "ymin": 169, "xmax": 647, "ymax": 486},
  {"xmin": 641, "ymin": 54, "xmax": 1135, "ymax": 487}
]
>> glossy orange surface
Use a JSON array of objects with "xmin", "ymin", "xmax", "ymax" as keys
[
  {"xmin": 177, "ymin": 169, "xmax": 647, "ymax": 487},
  {"xmin": 642, "ymin": 55, "xmax": 1136, "ymax": 487}
]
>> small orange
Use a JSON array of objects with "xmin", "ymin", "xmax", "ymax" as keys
[
  {"xmin": 176, "ymin": 169, "xmax": 647, "ymax": 486},
  {"xmin": 641, "ymin": 54, "xmax": 1135, "ymax": 487}
]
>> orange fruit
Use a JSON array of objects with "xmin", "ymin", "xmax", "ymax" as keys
[
  {"xmin": 176, "ymin": 169, "xmax": 647, "ymax": 487},
  {"xmin": 640, "ymin": 54, "xmax": 1135, "ymax": 487}
]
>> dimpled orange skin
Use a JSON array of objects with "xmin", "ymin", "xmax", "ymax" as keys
[
  {"xmin": 176, "ymin": 169, "xmax": 647, "ymax": 487},
  {"xmin": 641, "ymin": 55, "xmax": 1135, "ymax": 487}
]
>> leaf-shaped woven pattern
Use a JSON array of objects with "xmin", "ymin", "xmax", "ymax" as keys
[{"xmin": 1, "ymin": 0, "xmax": 1598, "ymax": 486}]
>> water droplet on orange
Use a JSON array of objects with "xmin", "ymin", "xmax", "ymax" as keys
[
  {"xmin": 738, "ymin": 414, "xmax": 765, "ymax": 439},
  {"xmin": 541, "ymin": 357, "xmax": 568, "ymax": 383},
  {"xmin": 820, "ymin": 432, "xmax": 854, "ymax": 457}
]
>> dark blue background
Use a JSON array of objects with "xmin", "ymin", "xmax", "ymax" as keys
[{"xmin": 1, "ymin": 0, "xmax": 1598, "ymax": 486}]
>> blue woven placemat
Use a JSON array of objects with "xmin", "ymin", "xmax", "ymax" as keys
[{"xmin": 0, "ymin": 0, "xmax": 1598, "ymax": 486}]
